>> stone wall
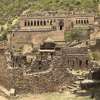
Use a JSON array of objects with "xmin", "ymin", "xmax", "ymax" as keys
[
  {"xmin": 10, "ymin": 50, "xmax": 75, "ymax": 94},
  {"xmin": 9, "ymin": 47, "xmax": 90, "ymax": 94},
  {"xmin": 8, "ymin": 11, "xmax": 96, "ymax": 51},
  {"xmin": 0, "ymin": 51, "xmax": 11, "ymax": 90},
  {"xmin": 10, "ymin": 31, "xmax": 64, "ymax": 50},
  {"xmin": 0, "ymin": 46, "xmax": 90, "ymax": 94},
  {"xmin": 62, "ymin": 47, "xmax": 90, "ymax": 69}
]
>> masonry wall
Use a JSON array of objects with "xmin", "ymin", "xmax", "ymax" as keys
[
  {"xmin": 62, "ymin": 47, "xmax": 90, "ymax": 69},
  {"xmin": 10, "ymin": 31, "xmax": 64, "ymax": 49},
  {"xmin": 0, "ymin": 47, "xmax": 90, "ymax": 94},
  {"xmin": 9, "ymin": 47, "xmax": 90, "ymax": 94},
  {"xmin": 0, "ymin": 51, "xmax": 11, "ymax": 90},
  {"xmin": 12, "ymin": 51, "xmax": 74, "ymax": 94}
]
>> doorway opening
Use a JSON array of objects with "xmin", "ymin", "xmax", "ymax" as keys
[{"xmin": 59, "ymin": 20, "xmax": 64, "ymax": 30}]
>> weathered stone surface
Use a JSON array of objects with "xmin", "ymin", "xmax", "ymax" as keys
[{"xmin": 0, "ymin": 43, "xmax": 90, "ymax": 94}]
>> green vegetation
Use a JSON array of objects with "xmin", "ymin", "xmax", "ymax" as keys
[
  {"xmin": 92, "ymin": 51, "xmax": 100, "ymax": 60},
  {"xmin": 30, "ymin": 0, "xmax": 99, "ymax": 11},
  {"xmin": 0, "ymin": 0, "xmax": 99, "ymax": 25},
  {"xmin": 0, "ymin": 0, "xmax": 37, "ymax": 25},
  {"xmin": 0, "ymin": 0, "xmax": 100, "ymax": 40},
  {"xmin": 0, "ymin": 33, "xmax": 7, "ymax": 41},
  {"xmin": 64, "ymin": 28, "xmax": 88, "ymax": 41}
]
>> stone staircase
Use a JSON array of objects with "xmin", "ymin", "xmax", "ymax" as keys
[
  {"xmin": 0, "ymin": 85, "xmax": 10, "ymax": 96},
  {"xmin": 67, "ymin": 81, "xmax": 80, "ymax": 93}
]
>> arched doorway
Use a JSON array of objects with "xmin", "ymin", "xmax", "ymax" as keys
[{"xmin": 59, "ymin": 20, "xmax": 64, "ymax": 30}]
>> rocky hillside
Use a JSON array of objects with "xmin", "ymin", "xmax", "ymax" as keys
[
  {"xmin": 0, "ymin": 0, "xmax": 99, "ymax": 40},
  {"xmin": 0, "ymin": 0, "xmax": 99, "ymax": 25},
  {"xmin": 30, "ymin": 0, "xmax": 99, "ymax": 11},
  {"xmin": 0, "ymin": 0, "xmax": 37, "ymax": 25}
]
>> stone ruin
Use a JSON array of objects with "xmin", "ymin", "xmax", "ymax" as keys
[
  {"xmin": 0, "ymin": 40, "xmax": 91, "ymax": 95},
  {"xmin": 8, "ymin": 10, "xmax": 97, "ymax": 50},
  {"xmin": 1, "ymin": 10, "xmax": 98, "ymax": 95}
]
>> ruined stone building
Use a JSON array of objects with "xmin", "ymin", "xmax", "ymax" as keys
[
  {"xmin": 8, "ymin": 11, "xmax": 96, "ymax": 50},
  {"xmin": 0, "ymin": 11, "xmax": 97, "ymax": 94},
  {"xmin": 0, "ymin": 30, "xmax": 92, "ymax": 93},
  {"xmin": 62, "ymin": 47, "xmax": 90, "ymax": 69},
  {"xmin": 0, "ymin": 40, "xmax": 91, "ymax": 94}
]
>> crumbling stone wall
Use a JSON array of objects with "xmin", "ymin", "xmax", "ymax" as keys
[
  {"xmin": 11, "ymin": 50, "xmax": 75, "ymax": 94},
  {"xmin": 0, "ymin": 51, "xmax": 11, "ymax": 90},
  {"xmin": 10, "ymin": 31, "xmax": 64, "ymax": 50},
  {"xmin": 62, "ymin": 47, "xmax": 90, "ymax": 69},
  {"xmin": 0, "ymin": 46, "xmax": 90, "ymax": 94},
  {"xmin": 10, "ymin": 47, "xmax": 90, "ymax": 94}
]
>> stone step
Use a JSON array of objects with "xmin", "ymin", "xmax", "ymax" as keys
[
  {"xmin": 67, "ymin": 85, "xmax": 80, "ymax": 92},
  {"xmin": 71, "ymin": 83, "xmax": 79, "ymax": 88},
  {"xmin": 73, "ymin": 81, "xmax": 81, "ymax": 85},
  {"xmin": 0, "ymin": 85, "xmax": 10, "ymax": 96}
]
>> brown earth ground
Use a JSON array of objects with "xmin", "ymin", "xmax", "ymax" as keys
[{"xmin": 0, "ymin": 90, "xmax": 93, "ymax": 100}]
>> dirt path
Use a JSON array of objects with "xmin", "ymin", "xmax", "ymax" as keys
[
  {"xmin": 0, "ymin": 91, "xmax": 92, "ymax": 100},
  {"xmin": 14, "ymin": 91, "xmax": 91, "ymax": 100}
]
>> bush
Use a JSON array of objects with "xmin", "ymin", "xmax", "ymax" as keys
[
  {"xmin": 92, "ymin": 52, "xmax": 100, "ymax": 60},
  {"xmin": 0, "ymin": 34, "xmax": 7, "ymax": 41},
  {"xmin": 64, "ymin": 28, "xmax": 87, "ymax": 41}
]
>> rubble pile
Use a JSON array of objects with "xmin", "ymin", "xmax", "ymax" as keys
[
  {"xmin": 11, "ymin": 50, "xmax": 75, "ymax": 94},
  {"xmin": 0, "ymin": 43, "xmax": 91, "ymax": 94}
]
